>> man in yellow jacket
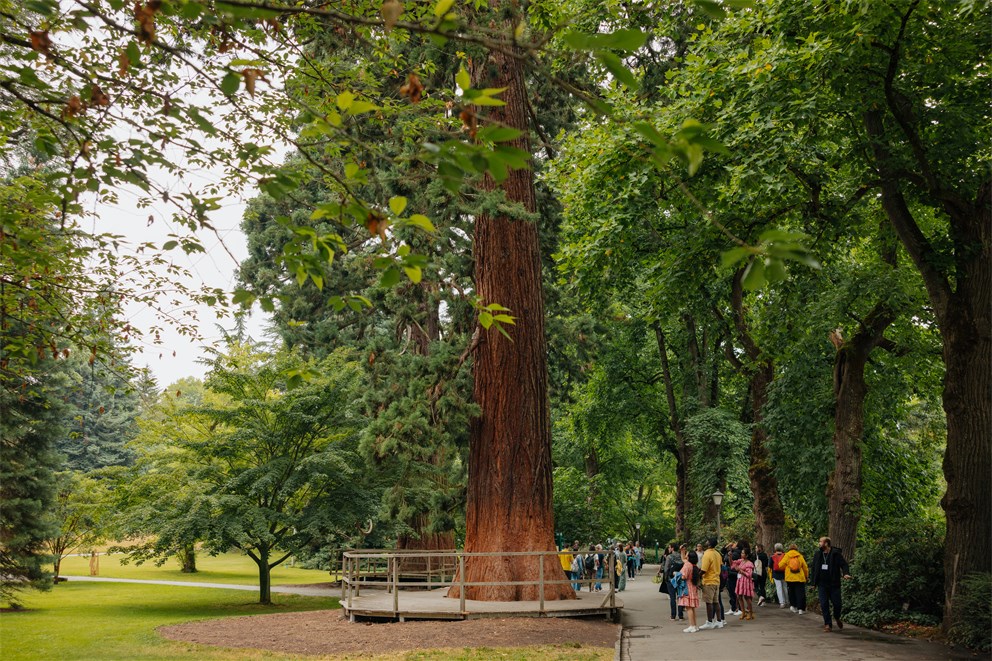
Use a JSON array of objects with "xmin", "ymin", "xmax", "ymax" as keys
[{"xmin": 777, "ymin": 543, "xmax": 809, "ymax": 614}]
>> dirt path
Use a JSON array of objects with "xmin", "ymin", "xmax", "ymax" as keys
[{"xmin": 159, "ymin": 612, "xmax": 619, "ymax": 657}]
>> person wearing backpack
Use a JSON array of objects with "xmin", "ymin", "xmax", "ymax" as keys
[
  {"xmin": 777, "ymin": 543, "xmax": 809, "ymax": 614},
  {"xmin": 770, "ymin": 543, "xmax": 788, "ymax": 607},
  {"xmin": 570, "ymin": 550, "xmax": 585, "ymax": 592}
]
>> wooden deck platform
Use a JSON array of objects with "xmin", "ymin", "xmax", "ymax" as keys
[{"xmin": 343, "ymin": 587, "xmax": 623, "ymax": 622}]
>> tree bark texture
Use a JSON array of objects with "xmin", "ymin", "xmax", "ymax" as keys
[
  {"xmin": 730, "ymin": 271, "xmax": 786, "ymax": 550},
  {"xmin": 745, "ymin": 362, "xmax": 784, "ymax": 550},
  {"xmin": 451, "ymin": 19, "xmax": 571, "ymax": 602},
  {"xmin": 655, "ymin": 325, "xmax": 689, "ymax": 541},
  {"xmin": 827, "ymin": 303, "xmax": 895, "ymax": 562},
  {"xmin": 865, "ymin": 109, "xmax": 991, "ymax": 631}
]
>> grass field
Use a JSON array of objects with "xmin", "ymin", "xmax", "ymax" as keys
[
  {"xmin": 0, "ymin": 582, "xmax": 610, "ymax": 661},
  {"xmin": 57, "ymin": 551, "xmax": 334, "ymax": 585},
  {"xmin": 0, "ymin": 582, "xmax": 338, "ymax": 661}
]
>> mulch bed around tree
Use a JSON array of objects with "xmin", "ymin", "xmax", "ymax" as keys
[{"xmin": 159, "ymin": 611, "xmax": 619, "ymax": 657}]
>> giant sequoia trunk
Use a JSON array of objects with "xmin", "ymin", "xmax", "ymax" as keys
[
  {"xmin": 827, "ymin": 303, "xmax": 895, "ymax": 561},
  {"xmin": 865, "ymin": 109, "xmax": 991, "ymax": 631},
  {"xmin": 450, "ymin": 16, "xmax": 571, "ymax": 602}
]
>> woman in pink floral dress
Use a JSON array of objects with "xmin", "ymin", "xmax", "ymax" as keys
[{"xmin": 732, "ymin": 548, "xmax": 755, "ymax": 620}]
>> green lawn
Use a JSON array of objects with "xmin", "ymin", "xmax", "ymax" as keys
[
  {"xmin": 0, "ymin": 583, "xmax": 611, "ymax": 661},
  {"xmin": 58, "ymin": 551, "xmax": 335, "ymax": 586},
  {"xmin": 0, "ymin": 582, "xmax": 338, "ymax": 661}
]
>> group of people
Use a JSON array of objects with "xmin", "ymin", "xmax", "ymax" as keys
[
  {"xmin": 558, "ymin": 540, "xmax": 645, "ymax": 593},
  {"xmin": 660, "ymin": 536, "xmax": 851, "ymax": 634}
]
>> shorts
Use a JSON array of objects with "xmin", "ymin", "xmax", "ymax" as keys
[{"xmin": 702, "ymin": 584, "xmax": 720, "ymax": 604}]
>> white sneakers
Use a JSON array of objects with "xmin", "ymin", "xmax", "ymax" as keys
[
  {"xmin": 757, "ymin": 596, "xmax": 765, "ymax": 606},
  {"xmin": 716, "ymin": 620, "xmax": 726, "ymax": 628},
  {"xmin": 698, "ymin": 621, "xmax": 715, "ymax": 630},
  {"xmin": 790, "ymin": 606, "xmax": 797, "ymax": 613},
  {"xmin": 798, "ymin": 610, "xmax": 805, "ymax": 615},
  {"xmin": 732, "ymin": 610, "xmax": 743, "ymax": 616},
  {"xmin": 683, "ymin": 626, "xmax": 699, "ymax": 633}
]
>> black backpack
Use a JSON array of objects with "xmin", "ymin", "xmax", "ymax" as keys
[{"xmin": 584, "ymin": 554, "xmax": 596, "ymax": 573}]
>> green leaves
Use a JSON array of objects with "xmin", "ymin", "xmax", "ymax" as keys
[
  {"xmin": 220, "ymin": 71, "xmax": 240, "ymax": 96},
  {"xmin": 476, "ymin": 300, "xmax": 515, "ymax": 340},
  {"xmin": 723, "ymin": 229, "xmax": 820, "ymax": 290}
]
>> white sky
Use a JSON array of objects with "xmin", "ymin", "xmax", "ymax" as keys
[{"xmin": 92, "ymin": 183, "xmax": 271, "ymax": 389}]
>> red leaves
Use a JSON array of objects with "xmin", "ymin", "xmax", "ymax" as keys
[
  {"xmin": 89, "ymin": 84, "xmax": 110, "ymax": 107},
  {"xmin": 365, "ymin": 212, "xmax": 389, "ymax": 241},
  {"xmin": 134, "ymin": 0, "xmax": 160, "ymax": 45},
  {"xmin": 241, "ymin": 68, "xmax": 266, "ymax": 97},
  {"xmin": 62, "ymin": 95, "xmax": 84, "ymax": 118},
  {"xmin": 399, "ymin": 73, "xmax": 424, "ymax": 104},
  {"xmin": 29, "ymin": 30, "xmax": 53, "ymax": 59}
]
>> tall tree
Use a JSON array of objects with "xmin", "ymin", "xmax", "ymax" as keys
[{"xmin": 455, "ymin": 5, "xmax": 569, "ymax": 600}]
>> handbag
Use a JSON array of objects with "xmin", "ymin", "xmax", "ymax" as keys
[{"xmin": 652, "ymin": 574, "xmax": 662, "ymax": 584}]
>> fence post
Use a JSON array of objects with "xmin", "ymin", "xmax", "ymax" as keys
[
  {"xmin": 392, "ymin": 555, "xmax": 399, "ymax": 618},
  {"xmin": 538, "ymin": 552, "xmax": 545, "ymax": 614},
  {"xmin": 458, "ymin": 553, "xmax": 466, "ymax": 615}
]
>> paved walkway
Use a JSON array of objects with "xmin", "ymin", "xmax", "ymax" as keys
[
  {"xmin": 618, "ymin": 564, "xmax": 973, "ymax": 661},
  {"xmin": 59, "ymin": 575, "xmax": 339, "ymax": 597}
]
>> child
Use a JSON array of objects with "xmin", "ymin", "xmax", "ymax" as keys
[
  {"xmin": 678, "ymin": 550, "xmax": 702, "ymax": 633},
  {"xmin": 732, "ymin": 548, "xmax": 756, "ymax": 620}
]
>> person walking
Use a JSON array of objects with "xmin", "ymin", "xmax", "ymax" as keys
[
  {"xmin": 678, "ymin": 549, "xmax": 703, "ymax": 633},
  {"xmin": 771, "ymin": 543, "xmax": 788, "ymax": 608},
  {"xmin": 778, "ymin": 543, "xmax": 809, "ymax": 614},
  {"xmin": 754, "ymin": 543, "xmax": 769, "ymax": 606},
  {"xmin": 811, "ymin": 536, "xmax": 852, "ymax": 632},
  {"xmin": 732, "ymin": 548, "xmax": 756, "ymax": 620},
  {"xmin": 698, "ymin": 537, "xmax": 725, "ymax": 630}
]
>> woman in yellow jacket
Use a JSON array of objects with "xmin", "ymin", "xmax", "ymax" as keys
[{"xmin": 777, "ymin": 544, "xmax": 809, "ymax": 614}]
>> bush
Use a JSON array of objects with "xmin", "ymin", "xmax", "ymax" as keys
[
  {"xmin": 843, "ymin": 517, "xmax": 944, "ymax": 629},
  {"xmin": 947, "ymin": 572, "xmax": 991, "ymax": 653}
]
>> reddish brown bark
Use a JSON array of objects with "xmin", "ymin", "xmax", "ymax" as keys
[
  {"xmin": 449, "ymin": 16, "xmax": 571, "ymax": 602},
  {"xmin": 826, "ymin": 303, "xmax": 896, "ymax": 562}
]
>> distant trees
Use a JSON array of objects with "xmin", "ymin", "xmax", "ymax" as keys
[{"xmin": 119, "ymin": 346, "xmax": 375, "ymax": 603}]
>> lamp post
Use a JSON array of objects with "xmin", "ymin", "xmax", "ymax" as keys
[
  {"xmin": 712, "ymin": 490, "xmax": 724, "ymax": 544},
  {"xmin": 635, "ymin": 522, "xmax": 641, "ymax": 546}
]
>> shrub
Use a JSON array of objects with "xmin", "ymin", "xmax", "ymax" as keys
[
  {"xmin": 842, "ymin": 517, "xmax": 944, "ymax": 628},
  {"xmin": 947, "ymin": 572, "xmax": 991, "ymax": 653}
]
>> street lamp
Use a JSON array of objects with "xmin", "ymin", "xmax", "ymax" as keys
[
  {"xmin": 712, "ymin": 490, "xmax": 724, "ymax": 544},
  {"xmin": 635, "ymin": 522, "xmax": 641, "ymax": 546}
]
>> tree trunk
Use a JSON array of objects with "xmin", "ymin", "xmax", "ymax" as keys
[
  {"xmin": 52, "ymin": 556, "xmax": 62, "ymax": 580},
  {"xmin": 865, "ymin": 109, "xmax": 991, "ymax": 631},
  {"xmin": 730, "ymin": 271, "xmax": 785, "ymax": 550},
  {"xmin": 257, "ymin": 547, "xmax": 271, "ymax": 605},
  {"xmin": 655, "ymin": 325, "xmax": 689, "ymax": 541},
  {"xmin": 178, "ymin": 544, "xmax": 197, "ymax": 573},
  {"xmin": 940, "ymin": 304, "xmax": 991, "ymax": 630},
  {"xmin": 827, "ymin": 303, "xmax": 896, "ymax": 561},
  {"xmin": 398, "ymin": 514, "xmax": 456, "ymax": 574},
  {"xmin": 451, "ymin": 13, "xmax": 571, "ymax": 602},
  {"xmin": 745, "ymin": 362, "xmax": 784, "ymax": 550}
]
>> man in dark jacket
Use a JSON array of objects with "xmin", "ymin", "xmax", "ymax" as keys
[{"xmin": 811, "ymin": 536, "xmax": 852, "ymax": 632}]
